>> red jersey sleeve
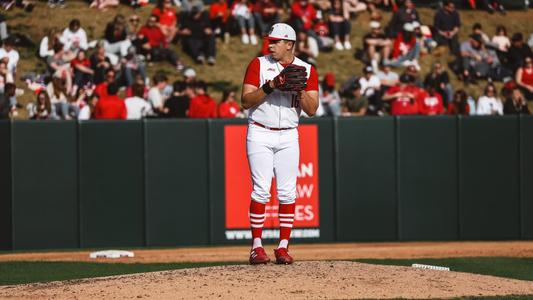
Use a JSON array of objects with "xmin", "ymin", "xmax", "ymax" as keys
[
  {"xmin": 243, "ymin": 57, "xmax": 260, "ymax": 88},
  {"xmin": 305, "ymin": 65, "xmax": 319, "ymax": 91}
]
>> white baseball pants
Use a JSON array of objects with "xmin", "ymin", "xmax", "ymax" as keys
[{"xmin": 247, "ymin": 123, "xmax": 299, "ymax": 205}]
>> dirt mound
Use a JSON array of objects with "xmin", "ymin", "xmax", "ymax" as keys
[{"xmin": 2, "ymin": 261, "xmax": 533, "ymax": 299}]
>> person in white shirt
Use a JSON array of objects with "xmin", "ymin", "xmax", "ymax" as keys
[
  {"xmin": 39, "ymin": 28, "xmax": 62, "ymax": 59},
  {"xmin": 232, "ymin": 0, "xmax": 258, "ymax": 45},
  {"xmin": 0, "ymin": 37, "xmax": 19, "ymax": 77},
  {"xmin": 376, "ymin": 64, "xmax": 399, "ymax": 88},
  {"xmin": 477, "ymin": 84, "xmax": 503, "ymax": 115},
  {"xmin": 78, "ymin": 90, "xmax": 99, "ymax": 120},
  {"xmin": 125, "ymin": 83, "xmax": 153, "ymax": 119},
  {"xmin": 46, "ymin": 75, "xmax": 71, "ymax": 119},
  {"xmin": 61, "ymin": 19, "xmax": 88, "ymax": 53},
  {"xmin": 147, "ymin": 73, "xmax": 169, "ymax": 115},
  {"xmin": 359, "ymin": 65, "xmax": 381, "ymax": 98},
  {"xmin": 491, "ymin": 25, "xmax": 510, "ymax": 52}
]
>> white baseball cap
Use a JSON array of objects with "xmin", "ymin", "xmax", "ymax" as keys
[
  {"xmin": 268, "ymin": 23, "xmax": 296, "ymax": 41},
  {"xmin": 403, "ymin": 22, "xmax": 414, "ymax": 32},
  {"xmin": 183, "ymin": 68, "xmax": 196, "ymax": 78},
  {"xmin": 411, "ymin": 21, "xmax": 421, "ymax": 28},
  {"xmin": 370, "ymin": 21, "xmax": 381, "ymax": 29}
]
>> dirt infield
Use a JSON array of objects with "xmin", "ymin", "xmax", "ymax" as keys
[
  {"xmin": 1, "ymin": 241, "xmax": 533, "ymax": 263},
  {"xmin": 3, "ymin": 261, "xmax": 533, "ymax": 299},
  {"xmin": 2, "ymin": 241, "xmax": 533, "ymax": 299}
]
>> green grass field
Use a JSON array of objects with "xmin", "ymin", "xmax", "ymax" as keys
[
  {"xmin": 0, "ymin": 261, "xmax": 243, "ymax": 286},
  {"xmin": 355, "ymin": 257, "xmax": 533, "ymax": 282},
  {"xmin": 2, "ymin": 257, "xmax": 533, "ymax": 287}
]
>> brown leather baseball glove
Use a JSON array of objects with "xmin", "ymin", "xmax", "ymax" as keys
[{"xmin": 272, "ymin": 64, "xmax": 308, "ymax": 92}]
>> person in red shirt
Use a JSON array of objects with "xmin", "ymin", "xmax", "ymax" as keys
[
  {"xmin": 188, "ymin": 81, "xmax": 217, "ymax": 118},
  {"xmin": 218, "ymin": 90, "xmax": 241, "ymax": 118},
  {"xmin": 209, "ymin": 0, "xmax": 230, "ymax": 40},
  {"xmin": 382, "ymin": 73, "xmax": 420, "ymax": 115},
  {"xmin": 94, "ymin": 83, "xmax": 127, "ymax": 119},
  {"xmin": 290, "ymin": 0, "xmax": 316, "ymax": 32},
  {"xmin": 516, "ymin": 56, "xmax": 533, "ymax": 100},
  {"xmin": 138, "ymin": 15, "xmax": 183, "ymax": 71},
  {"xmin": 152, "ymin": 0, "xmax": 178, "ymax": 44},
  {"xmin": 448, "ymin": 89, "xmax": 470, "ymax": 115},
  {"xmin": 418, "ymin": 87, "xmax": 444, "ymax": 115},
  {"xmin": 94, "ymin": 69, "xmax": 116, "ymax": 99}
]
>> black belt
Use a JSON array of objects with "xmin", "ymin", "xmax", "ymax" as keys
[{"xmin": 251, "ymin": 121, "xmax": 294, "ymax": 131}]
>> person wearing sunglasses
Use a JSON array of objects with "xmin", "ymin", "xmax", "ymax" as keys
[{"xmin": 138, "ymin": 15, "xmax": 184, "ymax": 71}]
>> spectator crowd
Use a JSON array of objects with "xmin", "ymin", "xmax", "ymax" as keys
[{"xmin": 0, "ymin": 0, "xmax": 532, "ymax": 120}]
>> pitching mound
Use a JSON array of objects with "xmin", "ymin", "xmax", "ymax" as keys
[{"xmin": 2, "ymin": 261, "xmax": 533, "ymax": 299}]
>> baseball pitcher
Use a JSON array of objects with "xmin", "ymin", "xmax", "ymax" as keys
[{"xmin": 241, "ymin": 23, "xmax": 319, "ymax": 265}]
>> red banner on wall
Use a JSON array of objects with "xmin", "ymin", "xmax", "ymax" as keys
[{"xmin": 224, "ymin": 124, "xmax": 320, "ymax": 239}]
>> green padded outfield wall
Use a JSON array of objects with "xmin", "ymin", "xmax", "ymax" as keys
[
  {"xmin": 459, "ymin": 116, "xmax": 520, "ymax": 240},
  {"xmin": 521, "ymin": 116, "xmax": 533, "ymax": 239},
  {"xmin": 0, "ymin": 120, "xmax": 11, "ymax": 250},
  {"xmin": 144, "ymin": 120, "xmax": 210, "ymax": 246},
  {"xmin": 11, "ymin": 121, "xmax": 79, "ymax": 249},
  {"xmin": 79, "ymin": 121, "xmax": 144, "ymax": 247},
  {"xmin": 336, "ymin": 117, "xmax": 397, "ymax": 241},
  {"xmin": 301, "ymin": 118, "xmax": 336, "ymax": 242},
  {"xmin": 209, "ymin": 119, "xmax": 247, "ymax": 244},
  {"xmin": 397, "ymin": 116, "xmax": 458, "ymax": 240}
]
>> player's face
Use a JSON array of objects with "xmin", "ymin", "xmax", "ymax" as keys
[{"xmin": 268, "ymin": 39, "xmax": 293, "ymax": 60}]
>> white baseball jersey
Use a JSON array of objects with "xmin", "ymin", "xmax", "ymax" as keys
[{"xmin": 244, "ymin": 55, "xmax": 317, "ymax": 128}]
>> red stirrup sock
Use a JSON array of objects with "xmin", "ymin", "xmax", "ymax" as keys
[
  {"xmin": 249, "ymin": 200, "xmax": 266, "ymax": 249},
  {"xmin": 278, "ymin": 202, "xmax": 295, "ymax": 248}
]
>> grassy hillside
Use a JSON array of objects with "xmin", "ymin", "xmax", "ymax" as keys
[{"xmin": 4, "ymin": 1, "xmax": 533, "ymax": 118}]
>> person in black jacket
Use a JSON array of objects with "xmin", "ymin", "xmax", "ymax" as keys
[
  {"xmin": 180, "ymin": 5, "xmax": 216, "ymax": 65},
  {"xmin": 386, "ymin": 0, "xmax": 419, "ymax": 38},
  {"xmin": 504, "ymin": 87, "xmax": 530, "ymax": 115},
  {"xmin": 424, "ymin": 61, "xmax": 453, "ymax": 108},
  {"xmin": 506, "ymin": 33, "xmax": 533, "ymax": 74},
  {"xmin": 433, "ymin": 0, "xmax": 461, "ymax": 57},
  {"xmin": 163, "ymin": 80, "xmax": 190, "ymax": 118}
]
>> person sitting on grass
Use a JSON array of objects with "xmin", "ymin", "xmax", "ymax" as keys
[
  {"xmin": 231, "ymin": 0, "xmax": 258, "ymax": 45},
  {"xmin": 152, "ymin": 0, "xmax": 178, "ymax": 44},
  {"xmin": 138, "ymin": 15, "xmax": 184, "ymax": 71},
  {"xmin": 180, "ymin": 5, "xmax": 217, "ymax": 65}
]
